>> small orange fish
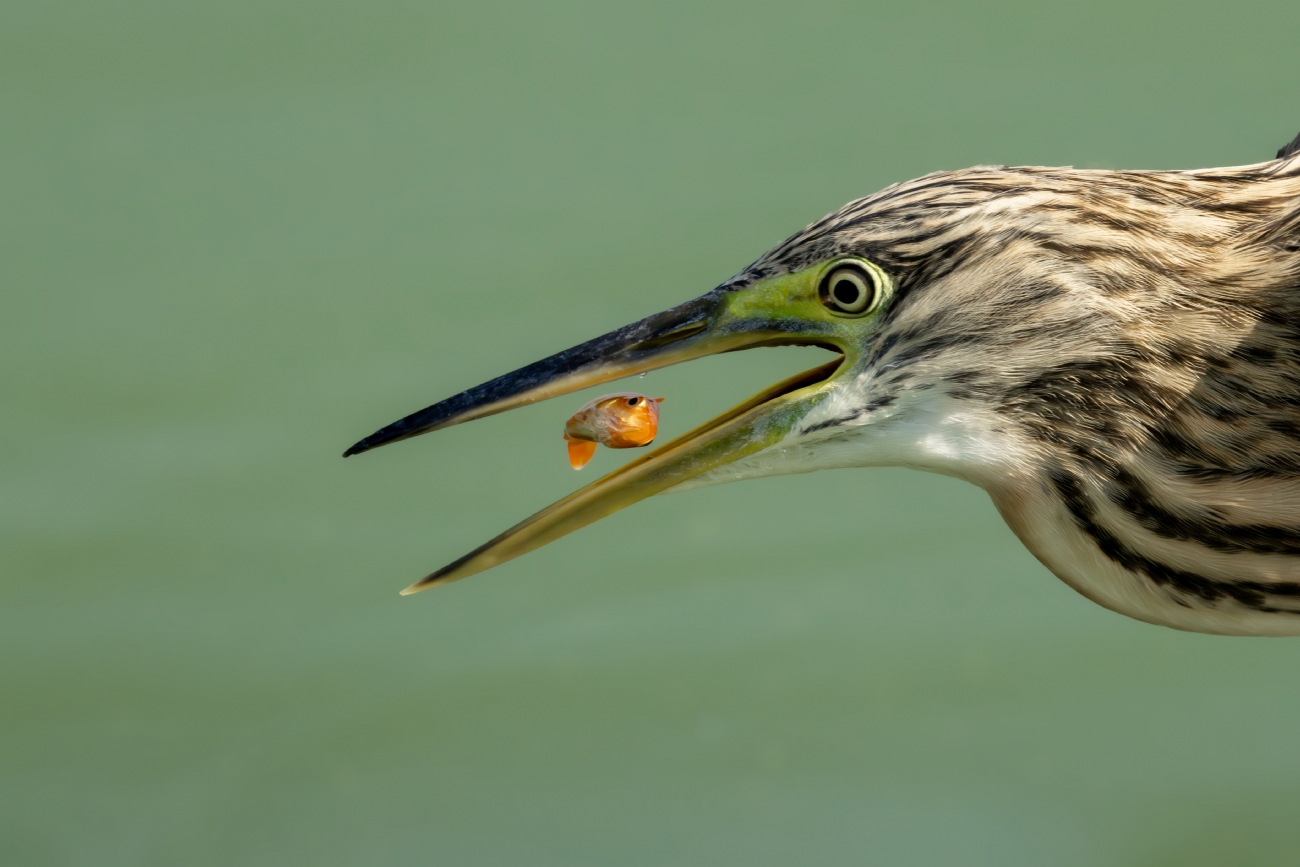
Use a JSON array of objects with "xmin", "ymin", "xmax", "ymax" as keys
[{"xmin": 563, "ymin": 393, "xmax": 665, "ymax": 469}]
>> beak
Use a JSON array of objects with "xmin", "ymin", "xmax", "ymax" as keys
[{"xmin": 344, "ymin": 287, "xmax": 847, "ymax": 593}]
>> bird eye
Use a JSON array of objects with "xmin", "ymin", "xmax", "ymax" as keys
[{"xmin": 819, "ymin": 262, "xmax": 884, "ymax": 316}]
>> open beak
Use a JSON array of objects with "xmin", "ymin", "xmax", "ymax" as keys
[{"xmin": 344, "ymin": 287, "xmax": 847, "ymax": 594}]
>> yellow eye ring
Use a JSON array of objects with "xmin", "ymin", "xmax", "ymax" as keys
[{"xmin": 819, "ymin": 260, "xmax": 887, "ymax": 317}]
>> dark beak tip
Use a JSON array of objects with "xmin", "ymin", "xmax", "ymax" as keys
[{"xmin": 343, "ymin": 430, "xmax": 394, "ymax": 458}]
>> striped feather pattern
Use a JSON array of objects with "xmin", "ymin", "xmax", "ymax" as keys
[{"xmin": 724, "ymin": 152, "xmax": 1300, "ymax": 634}]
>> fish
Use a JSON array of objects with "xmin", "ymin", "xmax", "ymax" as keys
[{"xmin": 563, "ymin": 393, "xmax": 664, "ymax": 469}]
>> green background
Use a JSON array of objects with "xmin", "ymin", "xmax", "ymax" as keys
[{"xmin": 6, "ymin": 1, "xmax": 1300, "ymax": 864}]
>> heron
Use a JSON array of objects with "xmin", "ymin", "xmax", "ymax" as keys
[{"xmin": 346, "ymin": 131, "xmax": 1300, "ymax": 637}]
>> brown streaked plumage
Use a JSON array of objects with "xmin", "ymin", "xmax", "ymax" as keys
[{"xmin": 347, "ymin": 132, "xmax": 1300, "ymax": 636}]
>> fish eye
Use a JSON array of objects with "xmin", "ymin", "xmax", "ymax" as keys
[
  {"xmin": 819, "ymin": 261, "xmax": 885, "ymax": 317},
  {"xmin": 627, "ymin": 397, "xmax": 640, "ymax": 406}
]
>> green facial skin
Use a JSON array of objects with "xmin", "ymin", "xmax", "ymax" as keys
[
  {"xmin": 702, "ymin": 256, "xmax": 893, "ymax": 463},
  {"xmin": 721, "ymin": 256, "xmax": 890, "ymax": 364},
  {"xmin": 405, "ymin": 258, "xmax": 893, "ymax": 592}
]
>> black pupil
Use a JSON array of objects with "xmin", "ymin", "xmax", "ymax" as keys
[
  {"xmin": 628, "ymin": 397, "xmax": 639, "ymax": 405},
  {"xmin": 833, "ymin": 278, "xmax": 862, "ymax": 306}
]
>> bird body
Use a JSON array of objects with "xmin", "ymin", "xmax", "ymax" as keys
[
  {"xmin": 694, "ymin": 155, "xmax": 1300, "ymax": 635},
  {"xmin": 348, "ymin": 134, "xmax": 1300, "ymax": 636}
]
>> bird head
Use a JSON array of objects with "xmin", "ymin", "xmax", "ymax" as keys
[{"xmin": 345, "ymin": 160, "xmax": 1300, "ymax": 595}]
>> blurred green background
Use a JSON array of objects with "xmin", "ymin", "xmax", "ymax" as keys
[{"xmin": 5, "ymin": 0, "xmax": 1300, "ymax": 864}]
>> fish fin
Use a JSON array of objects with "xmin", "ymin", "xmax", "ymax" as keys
[
  {"xmin": 567, "ymin": 439, "xmax": 597, "ymax": 470},
  {"xmin": 654, "ymin": 397, "xmax": 665, "ymax": 402}
]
